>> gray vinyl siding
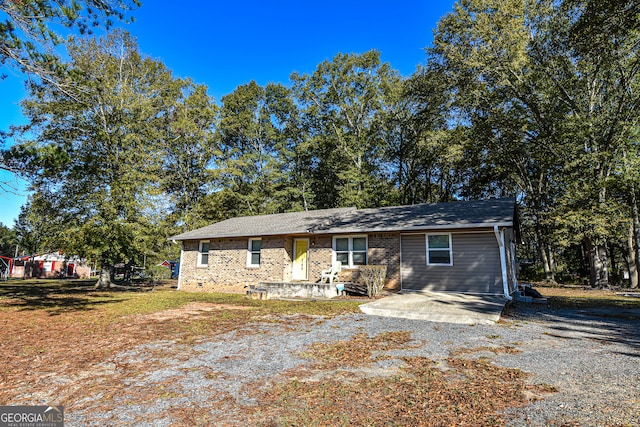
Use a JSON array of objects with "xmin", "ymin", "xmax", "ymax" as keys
[{"xmin": 401, "ymin": 232, "xmax": 503, "ymax": 294}]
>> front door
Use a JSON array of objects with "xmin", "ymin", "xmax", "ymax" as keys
[{"xmin": 292, "ymin": 239, "xmax": 309, "ymax": 281}]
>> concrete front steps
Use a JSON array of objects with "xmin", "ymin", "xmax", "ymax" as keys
[{"xmin": 246, "ymin": 281, "xmax": 346, "ymax": 300}]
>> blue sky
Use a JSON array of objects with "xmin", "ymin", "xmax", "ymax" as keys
[{"xmin": 0, "ymin": 0, "xmax": 456, "ymax": 227}]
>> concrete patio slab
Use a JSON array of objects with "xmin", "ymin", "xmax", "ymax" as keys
[{"xmin": 359, "ymin": 291, "xmax": 508, "ymax": 325}]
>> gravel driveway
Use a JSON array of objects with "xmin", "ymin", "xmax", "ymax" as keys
[{"xmin": 66, "ymin": 302, "xmax": 640, "ymax": 426}]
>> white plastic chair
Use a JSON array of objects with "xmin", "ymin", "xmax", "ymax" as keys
[{"xmin": 321, "ymin": 261, "xmax": 342, "ymax": 284}]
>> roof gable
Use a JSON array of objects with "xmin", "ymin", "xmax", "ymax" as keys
[{"xmin": 170, "ymin": 198, "xmax": 515, "ymax": 241}]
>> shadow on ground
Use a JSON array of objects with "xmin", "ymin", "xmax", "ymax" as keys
[
  {"xmin": 504, "ymin": 301, "xmax": 640, "ymax": 357},
  {"xmin": 0, "ymin": 280, "xmax": 149, "ymax": 314}
]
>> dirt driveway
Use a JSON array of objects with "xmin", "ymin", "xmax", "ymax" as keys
[{"xmin": 23, "ymin": 301, "xmax": 634, "ymax": 426}]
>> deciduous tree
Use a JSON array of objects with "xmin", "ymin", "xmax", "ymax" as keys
[
  {"xmin": 159, "ymin": 83, "xmax": 218, "ymax": 231},
  {"xmin": 0, "ymin": 221, "xmax": 16, "ymax": 257},
  {"xmin": 212, "ymin": 81, "xmax": 302, "ymax": 217},
  {"xmin": 12, "ymin": 30, "xmax": 189, "ymax": 287},
  {"xmin": 1, "ymin": 0, "xmax": 139, "ymax": 194},
  {"xmin": 292, "ymin": 50, "xmax": 399, "ymax": 209},
  {"xmin": 0, "ymin": 0, "xmax": 139, "ymax": 80}
]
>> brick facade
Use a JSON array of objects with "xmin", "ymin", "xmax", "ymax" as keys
[
  {"xmin": 179, "ymin": 236, "xmax": 288, "ymax": 293},
  {"xmin": 178, "ymin": 232, "xmax": 402, "ymax": 293},
  {"xmin": 368, "ymin": 233, "xmax": 401, "ymax": 290}
]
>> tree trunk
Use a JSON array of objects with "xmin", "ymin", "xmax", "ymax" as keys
[
  {"xmin": 124, "ymin": 260, "xmax": 132, "ymax": 284},
  {"xmin": 608, "ymin": 244, "xmax": 617, "ymax": 284},
  {"xmin": 627, "ymin": 223, "xmax": 638, "ymax": 288},
  {"xmin": 548, "ymin": 246, "xmax": 556, "ymax": 279},
  {"xmin": 95, "ymin": 265, "xmax": 112, "ymax": 288},
  {"xmin": 586, "ymin": 238, "xmax": 609, "ymax": 288},
  {"xmin": 537, "ymin": 229, "xmax": 555, "ymax": 282},
  {"xmin": 630, "ymin": 186, "xmax": 640, "ymax": 289}
]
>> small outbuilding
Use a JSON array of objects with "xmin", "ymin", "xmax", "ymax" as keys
[
  {"xmin": 170, "ymin": 198, "xmax": 519, "ymax": 298},
  {"xmin": 10, "ymin": 251, "xmax": 91, "ymax": 279}
]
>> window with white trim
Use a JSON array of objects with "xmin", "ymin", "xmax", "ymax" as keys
[
  {"xmin": 198, "ymin": 240, "xmax": 210, "ymax": 267},
  {"xmin": 247, "ymin": 238, "xmax": 262, "ymax": 267},
  {"xmin": 426, "ymin": 234, "xmax": 453, "ymax": 265},
  {"xmin": 333, "ymin": 236, "xmax": 368, "ymax": 268}
]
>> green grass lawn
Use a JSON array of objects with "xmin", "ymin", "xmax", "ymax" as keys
[
  {"xmin": 0, "ymin": 278, "xmax": 364, "ymax": 317},
  {"xmin": 533, "ymin": 284, "xmax": 640, "ymax": 309}
]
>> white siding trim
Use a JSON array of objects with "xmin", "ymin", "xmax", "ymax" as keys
[
  {"xmin": 197, "ymin": 240, "xmax": 210, "ymax": 268},
  {"xmin": 425, "ymin": 233, "xmax": 453, "ymax": 266},
  {"xmin": 247, "ymin": 238, "xmax": 262, "ymax": 268},
  {"xmin": 510, "ymin": 239, "xmax": 518, "ymax": 292}
]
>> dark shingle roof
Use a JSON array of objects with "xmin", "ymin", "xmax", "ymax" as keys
[
  {"xmin": 169, "ymin": 198, "xmax": 515, "ymax": 241},
  {"xmin": 170, "ymin": 207, "xmax": 356, "ymax": 240}
]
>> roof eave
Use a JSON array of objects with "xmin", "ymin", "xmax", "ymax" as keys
[
  {"xmin": 315, "ymin": 221, "xmax": 513, "ymax": 234},
  {"xmin": 170, "ymin": 221, "xmax": 514, "ymax": 240},
  {"xmin": 169, "ymin": 229, "xmax": 314, "ymax": 241}
]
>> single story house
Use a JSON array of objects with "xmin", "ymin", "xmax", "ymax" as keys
[
  {"xmin": 10, "ymin": 251, "xmax": 91, "ymax": 279},
  {"xmin": 170, "ymin": 198, "xmax": 519, "ymax": 298}
]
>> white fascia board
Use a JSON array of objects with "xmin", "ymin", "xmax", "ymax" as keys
[
  {"xmin": 170, "ymin": 222, "xmax": 513, "ymax": 240},
  {"xmin": 170, "ymin": 230, "xmax": 313, "ymax": 241},
  {"xmin": 314, "ymin": 222, "xmax": 513, "ymax": 235}
]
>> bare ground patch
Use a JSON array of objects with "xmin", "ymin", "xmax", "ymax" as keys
[{"xmin": 134, "ymin": 301, "xmax": 256, "ymax": 321}]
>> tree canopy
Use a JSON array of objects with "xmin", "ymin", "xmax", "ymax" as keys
[
  {"xmin": 5, "ymin": 0, "xmax": 640, "ymax": 289},
  {"xmin": 0, "ymin": 222, "xmax": 16, "ymax": 257},
  {"xmin": 0, "ymin": 0, "xmax": 139, "ymax": 79},
  {"xmin": 1, "ymin": 0, "xmax": 140, "ymax": 196},
  {"xmin": 11, "ymin": 30, "xmax": 212, "ymax": 286}
]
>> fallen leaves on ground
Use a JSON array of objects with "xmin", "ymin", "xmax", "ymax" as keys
[{"xmin": 1, "ymin": 282, "xmax": 557, "ymax": 427}]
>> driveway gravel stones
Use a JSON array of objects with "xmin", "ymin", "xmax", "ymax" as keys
[{"xmin": 65, "ymin": 302, "xmax": 639, "ymax": 426}]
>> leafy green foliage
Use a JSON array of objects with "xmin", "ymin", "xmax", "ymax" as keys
[
  {"xmin": 292, "ymin": 50, "xmax": 400, "ymax": 208},
  {"xmin": 12, "ymin": 30, "xmax": 198, "ymax": 270},
  {"xmin": 426, "ymin": 0, "xmax": 640, "ymax": 286},
  {"xmin": 213, "ymin": 81, "xmax": 300, "ymax": 217},
  {"xmin": 159, "ymin": 83, "xmax": 218, "ymax": 231},
  {"xmin": 0, "ymin": 221, "xmax": 17, "ymax": 256},
  {"xmin": 382, "ymin": 70, "xmax": 457, "ymax": 205},
  {"xmin": 5, "ymin": 0, "xmax": 640, "ymax": 289},
  {"xmin": 0, "ymin": 0, "xmax": 139, "ymax": 79}
]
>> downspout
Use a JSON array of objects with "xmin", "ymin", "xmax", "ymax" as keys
[
  {"xmin": 494, "ymin": 226, "xmax": 512, "ymax": 300},
  {"xmin": 173, "ymin": 239, "xmax": 184, "ymax": 291}
]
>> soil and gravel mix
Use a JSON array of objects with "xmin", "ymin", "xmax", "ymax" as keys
[{"xmin": 2, "ymin": 292, "xmax": 639, "ymax": 426}]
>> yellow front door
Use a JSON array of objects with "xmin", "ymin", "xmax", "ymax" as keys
[{"xmin": 292, "ymin": 239, "xmax": 309, "ymax": 281}]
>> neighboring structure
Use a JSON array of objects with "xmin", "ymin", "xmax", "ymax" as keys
[
  {"xmin": 10, "ymin": 251, "xmax": 91, "ymax": 279},
  {"xmin": 170, "ymin": 198, "xmax": 519, "ymax": 298},
  {"xmin": 0, "ymin": 255, "xmax": 12, "ymax": 281},
  {"xmin": 158, "ymin": 260, "xmax": 180, "ymax": 279}
]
